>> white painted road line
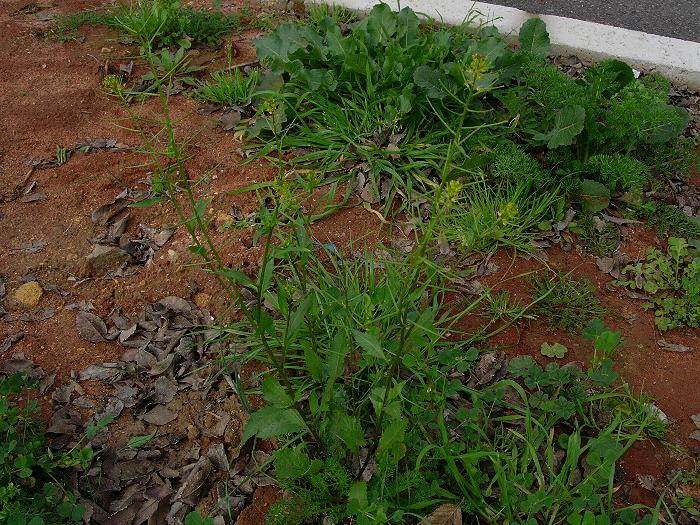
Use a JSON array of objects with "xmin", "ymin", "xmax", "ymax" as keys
[{"xmin": 325, "ymin": 0, "xmax": 700, "ymax": 89}]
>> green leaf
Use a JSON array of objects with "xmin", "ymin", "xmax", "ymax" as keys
[
  {"xmin": 594, "ymin": 330, "xmax": 622, "ymax": 355},
  {"xmin": 303, "ymin": 345, "xmax": 324, "ymax": 381},
  {"xmin": 540, "ymin": 342, "xmax": 568, "ymax": 358},
  {"xmin": 346, "ymin": 481, "xmax": 368, "ymax": 515},
  {"xmin": 241, "ymin": 406, "xmax": 306, "ymax": 442},
  {"xmin": 582, "ymin": 318, "xmax": 606, "ymax": 340},
  {"xmin": 127, "ymin": 429, "xmax": 158, "ymax": 449},
  {"xmin": 352, "ymin": 329, "xmax": 386, "ymax": 360},
  {"xmin": 413, "ymin": 65, "xmax": 453, "ymax": 99},
  {"xmin": 286, "ymin": 294, "xmax": 313, "ymax": 343},
  {"xmin": 57, "ymin": 502, "xmax": 73, "ymax": 518},
  {"xmin": 327, "ymin": 331, "xmax": 348, "ymax": 379},
  {"xmin": 588, "ymin": 358, "xmax": 618, "ymax": 386},
  {"xmin": 578, "ymin": 179, "xmax": 611, "ymax": 213},
  {"xmin": 129, "ymin": 196, "xmax": 166, "ymax": 208},
  {"xmin": 86, "ymin": 414, "xmax": 114, "ymax": 439},
  {"xmin": 184, "ymin": 511, "xmax": 214, "ymax": 525},
  {"xmin": 273, "ymin": 447, "xmax": 311, "ymax": 479},
  {"xmin": 519, "ymin": 18, "xmax": 550, "ymax": 58},
  {"xmin": 261, "ymin": 376, "xmax": 293, "ymax": 407},
  {"xmin": 377, "ymin": 418, "xmax": 406, "ymax": 455},
  {"xmin": 329, "ymin": 411, "xmax": 366, "ymax": 453},
  {"xmin": 536, "ymin": 104, "xmax": 586, "ymax": 148}
]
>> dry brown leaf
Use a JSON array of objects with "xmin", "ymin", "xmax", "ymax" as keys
[{"xmin": 422, "ymin": 503, "xmax": 462, "ymax": 525}]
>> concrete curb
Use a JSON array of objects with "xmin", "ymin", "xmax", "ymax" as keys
[{"xmin": 323, "ymin": 0, "xmax": 700, "ymax": 90}]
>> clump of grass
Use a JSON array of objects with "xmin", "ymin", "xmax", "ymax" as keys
[
  {"xmin": 56, "ymin": 0, "xmax": 249, "ymax": 49},
  {"xmin": 438, "ymin": 178, "xmax": 563, "ymax": 254},
  {"xmin": 307, "ymin": 3, "xmax": 357, "ymax": 28},
  {"xmin": 573, "ymin": 214, "xmax": 620, "ymax": 257},
  {"xmin": 483, "ymin": 289, "xmax": 534, "ymax": 322},
  {"xmin": 632, "ymin": 200, "xmax": 700, "ymax": 238},
  {"xmin": 194, "ymin": 67, "xmax": 260, "ymax": 106},
  {"xmin": 112, "ymin": 0, "xmax": 241, "ymax": 48},
  {"xmin": 530, "ymin": 270, "xmax": 608, "ymax": 332}
]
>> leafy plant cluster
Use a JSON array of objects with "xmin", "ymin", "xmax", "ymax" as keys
[
  {"xmin": 0, "ymin": 373, "xmax": 99, "ymax": 525},
  {"xmin": 571, "ymin": 214, "xmax": 620, "ymax": 257},
  {"xmin": 56, "ymin": 0, "xmax": 247, "ymax": 49},
  {"xmin": 100, "ymin": 8, "xmax": 682, "ymax": 523},
  {"xmin": 615, "ymin": 237, "xmax": 700, "ymax": 330},
  {"xmin": 242, "ymin": 6, "xmax": 692, "ymax": 235},
  {"xmin": 530, "ymin": 271, "xmax": 608, "ymax": 332},
  {"xmin": 223, "ymin": 223, "xmax": 663, "ymax": 525},
  {"xmin": 631, "ymin": 200, "xmax": 700, "ymax": 238}
]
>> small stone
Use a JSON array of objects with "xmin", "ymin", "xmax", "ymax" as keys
[
  {"xmin": 85, "ymin": 245, "xmax": 130, "ymax": 276},
  {"xmin": 214, "ymin": 211, "xmax": 234, "ymax": 231},
  {"xmin": 194, "ymin": 292, "xmax": 211, "ymax": 309},
  {"xmin": 11, "ymin": 282, "xmax": 43, "ymax": 309}
]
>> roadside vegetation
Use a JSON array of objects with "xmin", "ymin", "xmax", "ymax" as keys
[{"xmin": 25, "ymin": 1, "xmax": 700, "ymax": 523}]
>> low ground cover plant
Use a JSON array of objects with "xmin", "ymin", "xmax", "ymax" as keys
[
  {"xmin": 530, "ymin": 271, "xmax": 608, "ymax": 332},
  {"xmin": 55, "ymin": 0, "xmax": 248, "ymax": 49},
  {"xmin": 242, "ymin": 6, "xmax": 692, "ymax": 225},
  {"xmin": 0, "ymin": 373, "xmax": 101, "ymax": 525},
  {"xmin": 615, "ymin": 237, "xmax": 700, "ymax": 330}
]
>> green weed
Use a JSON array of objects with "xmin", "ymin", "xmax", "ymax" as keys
[
  {"xmin": 306, "ymin": 3, "xmax": 357, "ymax": 28},
  {"xmin": 194, "ymin": 67, "xmax": 260, "ymax": 106},
  {"xmin": 0, "ymin": 374, "xmax": 109, "ymax": 525},
  {"xmin": 438, "ymin": 178, "xmax": 563, "ymax": 254},
  {"xmin": 530, "ymin": 271, "xmax": 608, "ymax": 332},
  {"xmin": 572, "ymin": 214, "xmax": 620, "ymax": 257},
  {"xmin": 632, "ymin": 200, "xmax": 700, "ymax": 238},
  {"xmin": 122, "ymin": 9, "xmax": 673, "ymax": 524},
  {"xmin": 615, "ymin": 237, "xmax": 700, "ymax": 330}
]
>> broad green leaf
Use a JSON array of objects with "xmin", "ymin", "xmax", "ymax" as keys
[
  {"xmin": 540, "ymin": 342, "xmax": 568, "ymax": 359},
  {"xmin": 582, "ymin": 318, "xmax": 605, "ymax": 341},
  {"xmin": 286, "ymin": 294, "xmax": 313, "ymax": 343},
  {"xmin": 347, "ymin": 481, "xmax": 368, "ymax": 515},
  {"xmin": 588, "ymin": 358, "xmax": 618, "ymax": 386},
  {"xmin": 327, "ymin": 332, "xmax": 348, "ymax": 379},
  {"xmin": 519, "ymin": 18, "xmax": 550, "ymax": 58},
  {"xmin": 352, "ymin": 329, "xmax": 385, "ymax": 359},
  {"xmin": 241, "ymin": 406, "xmax": 306, "ymax": 442},
  {"xmin": 413, "ymin": 65, "xmax": 452, "ymax": 99},
  {"xmin": 184, "ymin": 511, "xmax": 214, "ymax": 525},
  {"xmin": 127, "ymin": 429, "xmax": 158, "ymax": 449},
  {"xmin": 578, "ymin": 179, "xmax": 611, "ymax": 213},
  {"xmin": 377, "ymin": 418, "xmax": 406, "ymax": 456},
  {"xmin": 365, "ymin": 3, "xmax": 397, "ymax": 45},
  {"xmin": 330, "ymin": 411, "xmax": 366, "ymax": 453},
  {"xmin": 303, "ymin": 345, "xmax": 324, "ymax": 381},
  {"xmin": 537, "ymin": 104, "xmax": 586, "ymax": 148},
  {"xmin": 594, "ymin": 330, "xmax": 622, "ymax": 355},
  {"xmin": 261, "ymin": 376, "xmax": 292, "ymax": 407},
  {"xmin": 396, "ymin": 7, "xmax": 420, "ymax": 47},
  {"xmin": 273, "ymin": 447, "xmax": 310, "ymax": 479}
]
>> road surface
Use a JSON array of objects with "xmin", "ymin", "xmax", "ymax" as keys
[{"xmin": 486, "ymin": 0, "xmax": 700, "ymax": 42}]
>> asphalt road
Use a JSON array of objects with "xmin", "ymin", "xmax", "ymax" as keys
[{"xmin": 486, "ymin": 0, "xmax": 700, "ymax": 42}]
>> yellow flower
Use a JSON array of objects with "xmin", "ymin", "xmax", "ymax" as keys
[
  {"xmin": 467, "ymin": 54, "xmax": 488, "ymax": 84},
  {"xmin": 497, "ymin": 201, "xmax": 519, "ymax": 225}
]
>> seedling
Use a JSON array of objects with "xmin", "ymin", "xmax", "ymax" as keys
[
  {"xmin": 530, "ymin": 271, "xmax": 608, "ymax": 332},
  {"xmin": 540, "ymin": 341, "xmax": 568, "ymax": 358},
  {"xmin": 615, "ymin": 237, "xmax": 700, "ymax": 330}
]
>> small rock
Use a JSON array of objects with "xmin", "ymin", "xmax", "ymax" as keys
[
  {"xmin": 11, "ymin": 281, "xmax": 43, "ymax": 309},
  {"xmin": 85, "ymin": 245, "xmax": 130, "ymax": 276},
  {"xmin": 214, "ymin": 211, "xmax": 234, "ymax": 231},
  {"xmin": 194, "ymin": 292, "xmax": 211, "ymax": 309}
]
